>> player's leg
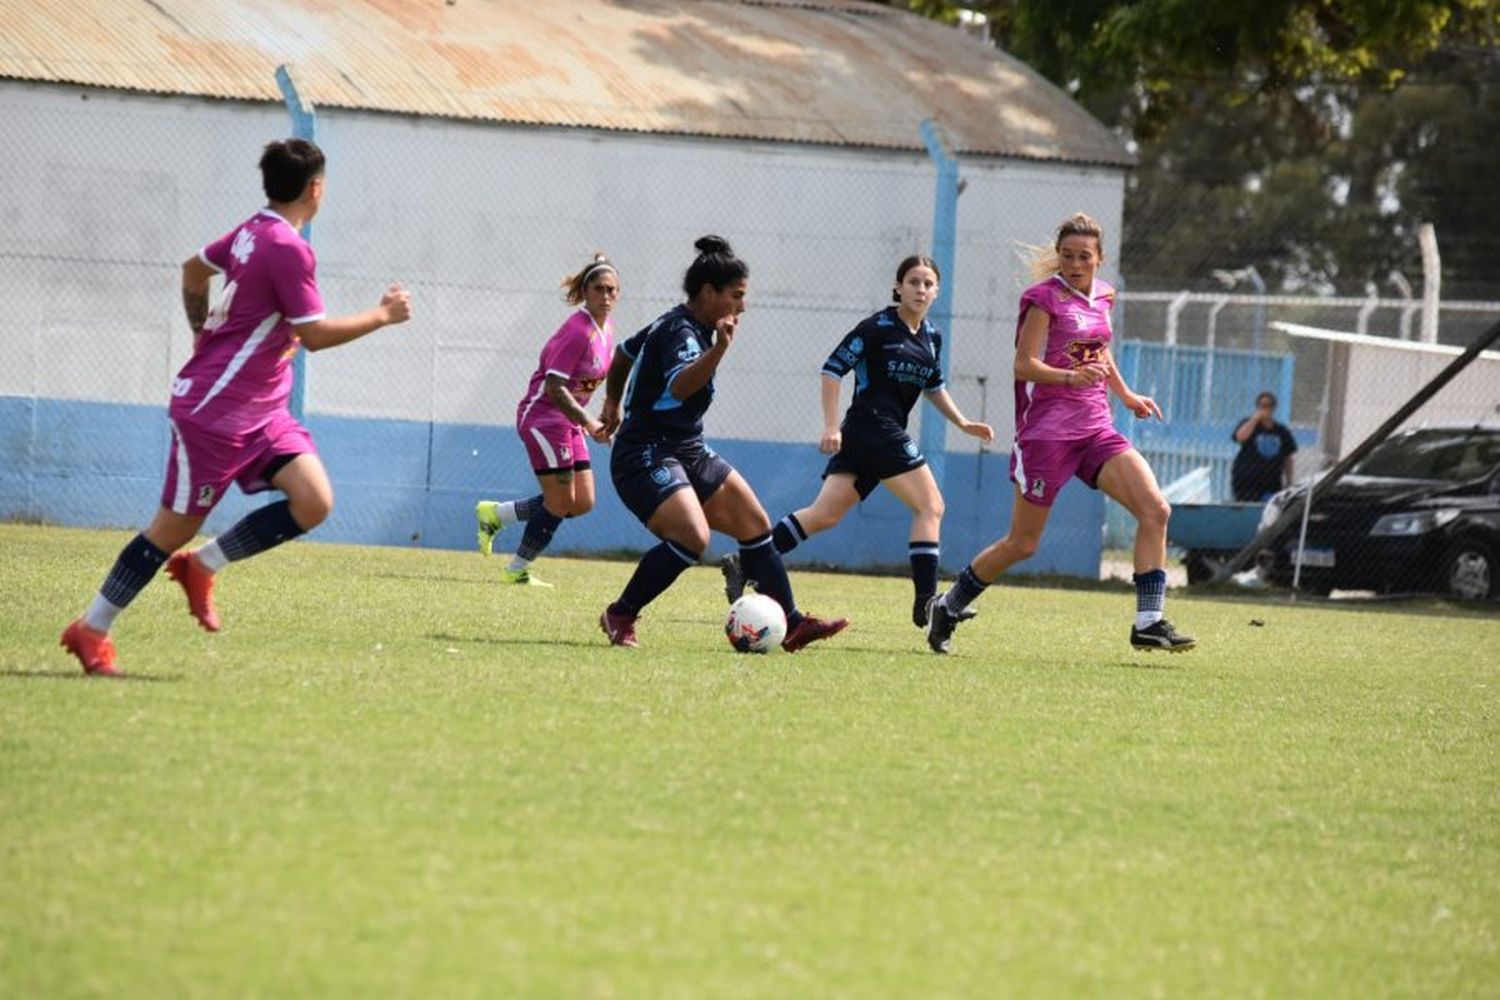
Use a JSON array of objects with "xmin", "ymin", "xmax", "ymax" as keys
[
  {"xmin": 882, "ymin": 465, "xmax": 946, "ymax": 625},
  {"xmin": 723, "ymin": 472, "xmax": 861, "ymax": 602},
  {"xmin": 500, "ymin": 468, "xmax": 575, "ymax": 585},
  {"xmin": 1096, "ymin": 448, "xmax": 1195, "ymax": 651},
  {"xmin": 927, "ymin": 485, "xmax": 1053, "ymax": 654},
  {"xmin": 704, "ymin": 469, "xmax": 847, "ymax": 652},
  {"xmin": 601, "ymin": 488, "xmax": 707, "ymax": 646},
  {"xmin": 477, "ymin": 421, "xmax": 566, "ymax": 555},
  {"xmin": 61, "ymin": 506, "xmax": 206, "ymax": 676}
]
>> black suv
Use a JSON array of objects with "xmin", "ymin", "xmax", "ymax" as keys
[{"xmin": 1261, "ymin": 424, "xmax": 1500, "ymax": 600}]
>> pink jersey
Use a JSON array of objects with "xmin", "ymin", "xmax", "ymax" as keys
[
  {"xmin": 169, "ymin": 209, "xmax": 325, "ymax": 432},
  {"xmin": 1013, "ymin": 275, "xmax": 1116, "ymax": 442},
  {"xmin": 515, "ymin": 309, "xmax": 614, "ymax": 425}
]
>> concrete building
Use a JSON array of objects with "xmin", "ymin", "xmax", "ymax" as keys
[{"xmin": 0, "ymin": 0, "xmax": 1131, "ymax": 575}]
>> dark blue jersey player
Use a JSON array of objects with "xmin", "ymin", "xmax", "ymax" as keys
[
  {"xmin": 596, "ymin": 235, "xmax": 848, "ymax": 652},
  {"xmin": 722, "ymin": 255, "xmax": 994, "ymax": 631}
]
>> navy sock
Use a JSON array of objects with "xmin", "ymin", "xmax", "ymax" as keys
[
  {"xmin": 515, "ymin": 494, "xmax": 544, "ymax": 522},
  {"xmin": 945, "ymin": 564, "xmax": 989, "ymax": 614},
  {"xmin": 516, "ymin": 508, "xmax": 563, "ymax": 562},
  {"xmin": 613, "ymin": 540, "xmax": 699, "ymax": 615},
  {"xmin": 99, "ymin": 533, "xmax": 169, "ymax": 609},
  {"xmin": 771, "ymin": 513, "xmax": 807, "ymax": 554},
  {"xmin": 739, "ymin": 532, "xmax": 801, "ymax": 625},
  {"xmin": 217, "ymin": 500, "xmax": 306, "ymax": 562},
  {"xmin": 909, "ymin": 540, "xmax": 939, "ymax": 601},
  {"xmin": 1133, "ymin": 568, "xmax": 1167, "ymax": 624}
]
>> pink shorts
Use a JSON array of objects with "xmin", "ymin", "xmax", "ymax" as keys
[
  {"xmin": 161, "ymin": 411, "xmax": 316, "ymax": 515},
  {"xmin": 518, "ymin": 417, "xmax": 590, "ymax": 474},
  {"xmin": 1010, "ymin": 429, "xmax": 1133, "ymax": 507}
]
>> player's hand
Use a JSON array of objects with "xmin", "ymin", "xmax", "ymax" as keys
[
  {"xmin": 380, "ymin": 283, "xmax": 412, "ymax": 325},
  {"xmin": 1127, "ymin": 393, "xmax": 1164, "ymax": 421},
  {"xmin": 600, "ymin": 399, "xmax": 623, "ymax": 439},
  {"xmin": 584, "ymin": 417, "xmax": 611, "ymax": 444},
  {"xmin": 819, "ymin": 427, "xmax": 842, "ymax": 454},
  {"xmin": 1072, "ymin": 361, "xmax": 1108, "ymax": 386},
  {"xmin": 963, "ymin": 420, "xmax": 995, "ymax": 444},
  {"xmin": 713, "ymin": 314, "xmax": 738, "ymax": 350}
]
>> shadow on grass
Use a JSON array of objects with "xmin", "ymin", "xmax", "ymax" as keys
[
  {"xmin": 368, "ymin": 571, "xmax": 493, "ymax": 586},
  {"xmin": 426, "ymin": 632, "xmax": 604, "ymax": 651},
  {"xmin": 0, "ymin": 668, "xmax": 185, "ymax": 683}
]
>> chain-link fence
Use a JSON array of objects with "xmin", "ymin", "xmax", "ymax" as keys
[{"xmin": 1104, "ymin": 290, "xmax": 1500, "ymax": 601}]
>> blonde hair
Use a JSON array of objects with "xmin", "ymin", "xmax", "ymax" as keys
[
  {"xmin": 561, "ymin": 252, "xmax": 616, "ymax": 305},
  {"xmin": 1021, "ymin": 213, "xmax": 1105, "ymax": 282}
]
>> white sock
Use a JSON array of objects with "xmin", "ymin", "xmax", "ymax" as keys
[
  {"xmin": 506, "ymin": 555, "xmax": 531, "ymax": 573},
  {"xmin": 194, "ymin": 541, "xmax": 228, "ymax": 573},
  {"xmin": 1135, "ymin": 610, "xmax": 1163, "ymax": 629},
  {"xmin": 83, "ymin": 594, "xmax": 124, "ymax": 633},
  {"xmin": 498, "ymin": 500, "xmax": 520, "ymax": 526}
]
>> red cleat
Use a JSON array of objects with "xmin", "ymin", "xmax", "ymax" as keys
[
  {"xmin": 599, "ymin": 608, "xmax": 639, "ymax": 648},
  {"xmin": 781, "ymin": 613, "xmax": 849, "ymax": 653},
  {"xmin": 166, "ymin": 550, "xmax": 221, "ymax": 632},
  {"xmin": 60, "ymin": 619, "xmax": 120, "ymax": 677}
]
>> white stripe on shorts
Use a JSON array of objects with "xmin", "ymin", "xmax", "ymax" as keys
[
  {"xmin": 528, "ymin": 425, "xmax": 560, "ymax": 469},
  {"xmin": 1012, "ymin": 438, "xmax": 1027, "ymax": 488},
  {"xmin": 169, "ymin": 419, "xmax": 193, "ymax": 513}
]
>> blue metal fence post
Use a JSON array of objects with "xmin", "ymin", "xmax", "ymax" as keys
[
  {"xmin": 275, "ymin": 64, "xmax": 315, "ymax": 423},
  {"xmin": 921, "ymin": 120, "xmax": 958, "ymax": 491}
]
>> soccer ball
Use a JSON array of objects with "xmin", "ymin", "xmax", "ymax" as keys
[{"xmin": 724, "ymin": 594, "xmax": 786, "ymax": 654}]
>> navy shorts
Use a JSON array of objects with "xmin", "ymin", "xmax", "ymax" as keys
[
  {"xmin": 823, "ymin": 421, "xmax": 926, "ymax": 500},
  {"xmin": 611, "ymin": 434, "xmax": 735, "ymax": 524}
]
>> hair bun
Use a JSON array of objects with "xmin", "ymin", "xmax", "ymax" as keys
[{"xmin": 694, "ymin": 234, "xmax": 732, "ymax": 256}]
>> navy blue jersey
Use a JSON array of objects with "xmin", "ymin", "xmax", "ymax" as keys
[
  {"xmin": 618, "ymin": 304, "xmax": 715, "ymax": 443},
  {"xmin": 822, "ymin": 306, "xmax": 945, "ymax": 431}
]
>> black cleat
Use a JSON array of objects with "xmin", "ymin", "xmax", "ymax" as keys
[
  {"xmin": 1130, "ymin": 618, "xmax": 1197, "ymax": 652},
  {"xmin": 925, "ymin": 591, "xmax": 961, "ymax": 654},
  {"xmin": 720, "ymin": 552, "xmax": 746, "ymax": 604},
  {"xmin": 913, "ymin": 593, "xmax": 979, "ymax": 629}
]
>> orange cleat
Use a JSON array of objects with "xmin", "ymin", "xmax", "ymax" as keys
[
  {"xmin": 166, "ymin": 550, "xmax": 221, "ymax": 632},
  {"xmin": 781, "ymin": 614, "xmax": 849, "ymax": 653},
  {"xmin": 60, "ymin": 619, "xmax": 120, "ymax": 677}
]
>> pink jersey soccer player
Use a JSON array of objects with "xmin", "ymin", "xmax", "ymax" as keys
[
  {"xmin": 474, "ymin": 254, "xmax": 618, "ymax": 586},
  {"xmin": 60, "ymin": 138, "xmax": 412, "ymax": 676},
  {"xmin": 924, "ymin": 212, "xmax": 1196, "ymax": 654}
]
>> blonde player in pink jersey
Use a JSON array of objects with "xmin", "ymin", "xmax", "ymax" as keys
[
  {"xmin": 60, "ymin": 138, "xmax": 412, "ymax": 676},
  {"xmin": 474, "ymin": 254, "xmax": 618, "ymax": 586},
  {"xmin": 925, "ymin": 213, "xmax": 1195, "ymax": 655}
]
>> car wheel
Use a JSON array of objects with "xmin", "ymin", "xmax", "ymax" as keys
[{"xmin": 1439, "ymin": 537, "xmax": 1497, "ymax": 601}]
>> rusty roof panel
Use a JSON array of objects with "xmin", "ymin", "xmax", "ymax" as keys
[{"xmin": 0, "ymin": 0, "xmax": 1133, "ymax": 166}]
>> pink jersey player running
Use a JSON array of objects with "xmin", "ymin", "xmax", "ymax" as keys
[
  {"xmin": 925, "ymin": 212, "xmax": 1196, "ymax": 654},
  {"xmin": 61, "ymin": 138, "xmax": 412, "ymax": 676},
  {"xmin": 474, "ymin": 254, "xmax": 618, "ymax": 586}
]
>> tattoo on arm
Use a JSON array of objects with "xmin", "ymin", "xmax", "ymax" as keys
[{"xmin": 183, "ymin": 288, "xmax": 209, "ymax": 335}]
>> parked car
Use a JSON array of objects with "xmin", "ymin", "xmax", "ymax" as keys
[{"xmin": 1260, "ymin": 424, "xmax": 1500, "ymax": 600}]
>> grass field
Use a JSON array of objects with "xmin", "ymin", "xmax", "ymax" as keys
[{"xmin": 2, "ymin": 523, "xmax": 1497, "ymax": 997}]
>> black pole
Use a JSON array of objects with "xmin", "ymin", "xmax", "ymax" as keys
[{"xmin": 1212, "ymin": 318, "xmax": 1500, "ymax": 582}]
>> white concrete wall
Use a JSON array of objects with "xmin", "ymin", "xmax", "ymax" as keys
[{"xmin": 1, "ymin": 81, "xmax": 1124, "ymax": 449}]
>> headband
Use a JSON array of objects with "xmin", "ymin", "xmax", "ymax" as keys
[{"xmin": 580, "ymin": 261, "xmax": 617, "ymax": 286}]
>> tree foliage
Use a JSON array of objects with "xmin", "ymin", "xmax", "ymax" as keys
[{"xmin": 879, "ymin": 1, "xmax": 1500, "ymax": 297}]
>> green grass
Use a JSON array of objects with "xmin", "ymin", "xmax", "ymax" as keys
[{"xmin": 2, "ymin": 523, "xmax": 1497, "ymax": 997}]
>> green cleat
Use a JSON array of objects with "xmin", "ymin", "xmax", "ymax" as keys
[
  {"xmin": 475, "ymin": 501, "xmax": 502, "ymax": 557},
  {"xmin": 502, "ymin": 567, "xmax": 554, "ymax": 588}
]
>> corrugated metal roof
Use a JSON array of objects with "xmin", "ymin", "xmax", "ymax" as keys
[{"xmin": 0, "ymin": 0, "xmax": 1133, "ymax": 166}]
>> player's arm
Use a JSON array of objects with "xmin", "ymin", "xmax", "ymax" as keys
[
  {"xmin": 295, "ymin": 283, "xmax": 411, "ymax": 352},
  {"xmin": 818, "ymin": 373, "xmax": 843, "ymax": 454},
  {"xmin": 181, "ymin": 255, "xmax": 216, "ymax": 351},
  {"xmin": 1101, "ymin": 345, "xmax": 1163, "ymax": 420},
  {"xmin": 599, "ymin": 347, "xmax": 634, "ymax": 438},
  {"xmin": 669, "ymin": 315, "xmax": 736, "ymax": 401},
  {"xmin": 924, "ymin": 387, "xmax": 994, "ymax": 443},
  {"xmin": 543, "ymin": 375, "xmax": 604, "ymax": 435},
  {"xmin": 1233, "ymin": 415, "xmax": 1259, "ymax": 442}
]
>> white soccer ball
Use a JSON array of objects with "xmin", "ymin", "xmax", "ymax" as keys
[{"xmin": 724, "ymin": 593, "xmax": 787, "ymax": 654}]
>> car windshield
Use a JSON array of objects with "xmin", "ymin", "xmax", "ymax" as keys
[{"xmin": 1351, "ymin": 430, "xmax": 1500, "ymax": 482}]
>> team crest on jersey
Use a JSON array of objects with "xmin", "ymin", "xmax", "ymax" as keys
[
  {"xmin": 676, "ymin": 338, "xmax": 703, "ymax": 364},
  {"xmin": 230, "ymin": 228, "xmax": 256, "ymax": 264},
  {"xmin": 1065, "ymin": 339, "xmax": 1106, "ymax": 367},
  {"xmin": 1029, "ymin": 477, "xmax": 1046, "ymax": 498},
  {"xmin": 650, "ymin": 466, "xmax": 673, "ymax": 487},
  {"xmin": 197, "ymin": 484, "xmax": 217, "ymax": 507}
]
